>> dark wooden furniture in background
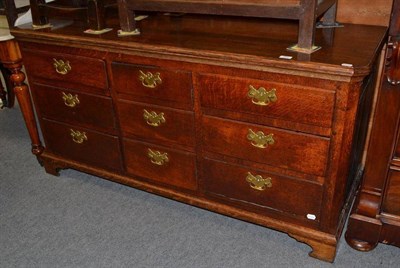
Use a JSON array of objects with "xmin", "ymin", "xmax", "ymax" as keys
[
  {"xmin": 11, "ymin": 12, "xmax": 386, "ymax": 262},
  {"xmin": 345, "ymin": 0, "xmax": 400, "ymax": 251},
  {"xmin": 30, "ymin": 0, "xmax": 116, "ymax": 31},
  {"xmin": 0, "ymin": 0, "xmax": 30, "ymax": 27},
  {"xmin": 117, "ymin": 0, "xmax": 338, "ymax": 53},
  {"xmin": 336, "ymin": 0, "xmax": 393, "ymax": 26}
]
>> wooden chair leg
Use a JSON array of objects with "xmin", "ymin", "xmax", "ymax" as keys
[
  {"xmin": 118, "ymin": 0, "xmax": 140, "ymax": 36},
  {"xmin": 30, "ymin": 0, "xmax": 50, "ymax": 28},
  {"xmin": 11, "ymin": 66, "xmax": 44, "ymax": 155},
  {"xmin": 87, "ymin": 0, "xmax": 106, "ymax": 31},
  {"xmin": 287, "ymin": 0, "xmax": 320, "ymax": 53},
  {"xmin": 0, "ymin": 39, "xmax": 44, "ymax": 155}
]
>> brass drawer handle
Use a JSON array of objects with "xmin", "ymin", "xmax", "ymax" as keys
[
  {"xmin": 53, "ymin": 58, "xmax": 72, "ymax": 75},
  {"xmin": 70, "ymin": 129, "xmax": 88, "ymax": 144},
  {"xmin": 147, "ymin": 148, "xmax": 169, "ymax": 165},
  {"xmin": 247, "ymin": 85, "xmax": 277, "ymax": 106},
  {"xmin": 246, "ymin": 172, "xmax": 272, "ymax": 191},
  {"xmin": 143, "ymin": 109, "xmax": 166, "ymax": 127},
  {"xmin": 247, "ymin": 129, "xmax": 274, "ymax": 149},
  {"xmin": 139, "ymin": 70, "xmax": 162, "ymax": 88},
  {"xmin": 62, "ymin": 92, "xmax": 80, "ymax": 108}
]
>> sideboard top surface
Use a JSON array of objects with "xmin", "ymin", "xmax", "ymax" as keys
[{"xmin": 11, "ymin": 13, "xmax": 387, "ymax": 79}]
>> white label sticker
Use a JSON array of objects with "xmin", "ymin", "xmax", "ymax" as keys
[
  {"xmin": 279, "ymin": 55, "xmax": 293, "ymax": 60},
  {"xmin": 307, "ymin": 214, "xmax": 317, "ymax": 220},
  {"xmin": 341, "ymin": 63, "xmax": 353, "ymax": 67}
]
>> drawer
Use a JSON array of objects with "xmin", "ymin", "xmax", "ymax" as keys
[
  {"xmin": 112, "ymin": 62, "xmax": 193, "ymax": 109},
  {"xmin": 197, "ymin": 73, "xmax": 335, "ymax": 128},
  {"xmin": 202, "ymin": 116, "xmax": 330, "ymax": 176},
  {"xmin": 117, "ymin": 100, "xmax": 195, "ymax": 148},
  {"xmin": 41, "ymin": 120, "xmax": 122, "ymax": 172},
  {"xmin": 202, "ymin": 158, "xmax": 322, "ymax": 221},
  {"xmin": 123, "ymin": 139, "xmax": 197, "ymax": 191},
  {"xmin": 383, "ymin": 170, "xmax": 400, "ymax": 215},
  {"xmin": 22, "ymin": 49, "xmax": 108, "ymax": 93},
  {"xmin": 32, "ymin": 83, "xmax": 116, "ymax": 131}
]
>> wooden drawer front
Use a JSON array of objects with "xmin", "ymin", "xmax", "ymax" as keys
[
  {"xmin": 202, "ymin": 116, "xmax": 330, "ymax": 176},
  {"xmin": 123, "ymin": 139, "xmax": 197, "ymax": 191},
  {"xmin": 117, "ymin": 100, "xmax": 195, "ymax": 147},
  {"xmin": 383, "ymin": 170, "xmax": 400, "ymax": 215},
  {"xmin": 41, "ymin": 120, "xmax": 122, "ymax": 172},
  {"xmin": 22, "ymin": 49, "xmax": 108, "ymax": 92},
  {"xmin": 203, "ymin": 158, "xmax": 322, "ymax": 220},
  {"xmin": 198, "ymin": 73, "xmax": 335, "ymax": 128},
  {"xmin": 112, "ymin": 62, "xmax": 193, "ymax": 109},
  {"xmin": 33, "ymin": 84, "xmax": 115, "ymax": 131}
]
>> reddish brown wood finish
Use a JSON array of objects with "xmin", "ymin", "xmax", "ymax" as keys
[
  {"xmin": 0, "ymin": 39, "xmax": 43, "ymax": 155},
  {"xmin": 197, "ymin": 73, "xmax": 336, "ymax": 128},
  {"xmin": 112, "ymin": 62, "xmax": 193, "ymax": 110},
  {"xmin": 116, "ymin": 100, "xmax": 195, "ymax": 148},
  {"xmin": 202, "ymin": 115, "xmax": 330, "ymax": 176},
  {"xmin": 383, "ymin": 170, "xmax": 400, "ymax": 214},
  {"xmin": 387, "ymin": 38, "xmax": 400, "ymax": 85},
  {"xmin": 123, "ymin": 139, "xmax": 197, "ymax": 191},
  {"xmin": 202, "ymin": 158, "xmax": 323, "ymax": 220},
  {"xmin": 345, "ymin": 0, "xmax": 400, "ymax": 252},
  {"xmin": 11, "ymin": 14, "xmax": 387, "ymax": 262},
  {"xmin": 32, "ymin": 84, "xmax": 116, "ymax": 132},
  {"xmin": 22, "ymin": 49, "xmax": 108, "ymax": 94},
  {"xmin": 41, "ymin": 119, "xmax": 122, "ymax": 172}
]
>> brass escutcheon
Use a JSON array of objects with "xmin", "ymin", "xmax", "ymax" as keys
[
  {"xmin": 147, "ymin": 148, "xmax": 169, "ymax": 166},
  {"xmin": 246, "ymin": 172, "xmax": 272, "ymax": 191},
  {"xmin": 62, "ymin": 92, "xmax": 80, "ymax": 108},
  {"xmin": 247, "ymin": 85, "xmax": 277, "ymax": 106},
  {"xmin": 143, "ymin": 109, "xmax": 166, "ymax": 127},
  {"xmin": 70, "ymin": 129, "xmax": 88, "ymax": 144},
  {"xmin": 247, "ymin": 129, "xmax": 275, "ymax": 149},
  {"xmin": 138, "ymin": 70, "xmax": 162, "ymax": 88},
  {"xmin": 53, "ymin": 58, "xmax": 72, "ymax": 75}
]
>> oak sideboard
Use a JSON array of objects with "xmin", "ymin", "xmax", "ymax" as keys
[{"xmin": 10, "ymin": 14, "xmax": 387, "ymax": 262}]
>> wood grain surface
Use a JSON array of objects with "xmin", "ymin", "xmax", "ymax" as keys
[{"xmin": 337, "ymin": 0, "xmax": 393, "ymax": 26}]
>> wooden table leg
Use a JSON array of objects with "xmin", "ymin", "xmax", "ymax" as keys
[
  {"xmin": 12, "ymin": 69, "xmax": 44, "ymax": 155},
  {"xmin": 0, "ymin": 39, "xmax": 44, "ymax": 156}
]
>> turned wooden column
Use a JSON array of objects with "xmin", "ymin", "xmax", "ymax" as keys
[{"xmin": 0, "ymin": 38, "xmax": 44, "ymax": 156}]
